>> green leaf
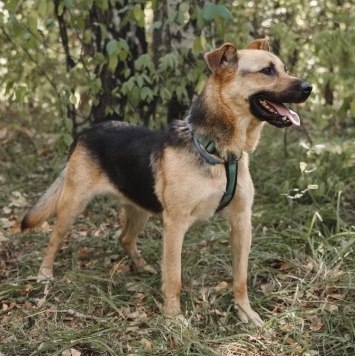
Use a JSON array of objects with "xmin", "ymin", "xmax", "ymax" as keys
[
  {"xmin": 196, "ymin": 7, "xmax": 205, "ymax": 29},
  {"xmin": 149, "ymin": 20, "xmax": 162, "ymax": 31},
  {"xmin": 216, "ymin": 4, "xmax": 232, "ymax": 20},
  {"xmin": 4, "ymin": 0, "xmax": 19, "ymax": 13},
  {"xmin": 119, "ymin": 38, "xmax": 129, "ymax": 53},
  {"xmin": 96, "ymin": 0, "xmax": 108, "ymax": 12},
  {"xmin": 176, "ymin": 11, "xmax": 185, "ymax": 25},
  {"xmin": 108, "ymin": 55, "xmax": 118, "ymax": 73},
  {"xmin": 65, "ymin": 118, "xmax": 73, "ymax": 132},
  {"xmin": 129, "ymin": 85, "xmax": 140, "ymax": 106},
  {"xmin": 28, "ymin": 14, "xmax": 38, "ymax": 33},
  {"xmin": 133, "ymin": 5, "xmax": 144, "ymax": 27},
  {"xmin": 94, "ymin": 22, "xmax": 108, "ymax": 40},
  {"xmin": 37, "ymin": 0, "xmax": 48, "ymax": 17},
  {"xmin": 160, "ymin": 87, "xmax": 171, "ymax": 102},
  {"xmin": 351, "ymin": 99, "xmax": 355, "ymax": 116},
  {"xmin": 202, "ymin": 2, "xmax": 217, "ymax": 21},
  {"xmin": 106, "ymin": 39, "xmax": 118, "ymax": 55},
  {"xmin": 15, "ymin": 85, "xmax": 27, "ymax": 105},
  {"xmin": 63, "ymin": 133, "xmax": 73, "ymax": 147},
  {"xmin": 135, "ymin": 54, "xmax": 154, "ymax": 71},
  {"xmin": 118, "ymin": 48, "xmax": 128, "ymax": 61},
  {"xmin": 123, "ymin": 68, "xmax": 131, "ymax": 79},
  {"xmin": 69, "ymin": 93, "xmax": 77, "ymax": 104},
  {"xmin": 137, "ymin": 75, "xmax": 144, "ymax": 88},
  {"xmin": 196, "ymin": 74, "xmax": 207, "ymax": 94},
  {"xmin": 193, "ymin": 36, "xmax": 207, "ymax": 54},
  {"xmin": 57, "ymin": 2, "xmax": 65, "ymax": 16},
  {"xmin": 141, "ymin": 87, "xmax": 152, "ymax": 101},
  {"xmin": 23, "ymin": 32, "xmax": 32, "ymax": 41}
]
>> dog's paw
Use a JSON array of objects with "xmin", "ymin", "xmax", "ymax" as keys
[
  {"xmin": 37, "ymin": 267, "xmax": 54, "ymax": 283},
  {"xmin": 142, "ymin": 264, "xmax": 157, "ymax": 274},
  {"xmin": 164, "ymin": 313, "xmax": 189, "ymax": 327},
  {"xmin": 235, "ymin": 305, "xmax": 264, "ymax": 327}
]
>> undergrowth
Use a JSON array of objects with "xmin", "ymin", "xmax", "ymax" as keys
[{"xmin": 1, "ymin": 115, "xmax": 354, "ymax": 355}]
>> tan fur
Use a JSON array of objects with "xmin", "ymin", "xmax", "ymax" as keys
[{"xmin": 22, "ymin": 39, "xmax": 309, "ymax": 327}]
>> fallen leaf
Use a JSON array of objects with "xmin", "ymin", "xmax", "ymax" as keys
[
  {"xmin": 20, "ymin": 284, "xmax": 35, "ymax": 296},
  {"xmin": 0, "ymin": 218, "xmax": 15, "ymax": 229},
  {"xmin": 110, "ymin": 260, "xmax": 130, "ymax": 275},
  {"xmin": 325, "ymin": 304, "xmax": 338, "ymax": 313},
  {"xmin": 140, "ymin": 338, "xmax": 153, "ymax": 349},
  {"xmin": 281, "ymin": 323, "xmax": 293, "ymax": 331},
  {"xmin": 212, "ymin": 309, "xmax": 226, "ymax": 317},
  {"xmin": 134, "ymin": 292, "xmax": 146, "ymax": 301},
  {"xmin": 0, "ymin": 231, "xmax": 8, "ymax": 243},
  {"xmin": 309, "ymin": 319, "xmax": 323, "ymax": 331},
  {"xmin": 214, "ymin": 281, "xmax": 228, "ymax": 291},
  {"xmin": 2, "ymin": 206, "xmax": 12, "ymax": 215},
  {"xmin": 261, "ymin": 282, "xmax": 274, "ymax": 294},
  {"xmin": 10, "ymin": 191, "xmax": 28, "ymax": 208},
  {"xmin": 22, "ymin": 301, "xmax": 32, "ymax": 310},
  {"xmin": 126, "ymin": 281, "xmax": 144, "ymax": 292},
  {"xmin": 328, "ymin": 294, "xmax": 345, "ymax": 301},
  {"xmin": 306, "ymin": 261, "xmax": 314, "ymax": 271},
  {"xmin": 62, "ymin": 349, "xmax": 81, "ymax": 356},
  {"xmin": 286, "ymin": 337, "xmax": 296, "ymax": 345},
  {"xmin": 0, "ymin": 127, "xmax": 8, "ymax": 139}
]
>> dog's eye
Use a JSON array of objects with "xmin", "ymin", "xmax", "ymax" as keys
[{"xmin": 260, "ymin": 66, "xmax": 276, "ymax": 76}]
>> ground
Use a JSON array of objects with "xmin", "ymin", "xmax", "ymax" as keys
[{"xmin": 0, "ymin": 111, "xmax": 354, "ymax": 355}]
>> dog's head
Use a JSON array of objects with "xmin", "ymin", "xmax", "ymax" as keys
[{"xmin": 204, "ymin": 39, "xmax": 312, "ymax": 128}]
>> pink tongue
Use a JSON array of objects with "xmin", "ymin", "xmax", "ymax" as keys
[{"xmin": 265, "ymin": 100, "xmax": 300, "ymax": 126}]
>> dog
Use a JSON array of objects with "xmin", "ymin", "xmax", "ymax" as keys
[{"xmin": 21, "ymin": 38, "xmax": 312, "ymax": 326}]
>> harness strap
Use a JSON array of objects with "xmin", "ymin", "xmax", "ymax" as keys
[
  {"xmin": 186, "ymin": 122, "xmax": 241, "ymax": 212},
  {"xmin": 216, "ymin": 155, "xmax": 238, "ymax": 212}
]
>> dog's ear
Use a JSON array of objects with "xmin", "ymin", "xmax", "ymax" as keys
[
  {"xmin": 245, "ymin": 38, "xmax": 270, "ymax": 51},
  {"xmin": 204, "ymin": 43, "xmax": 237, "ymax": 72}
]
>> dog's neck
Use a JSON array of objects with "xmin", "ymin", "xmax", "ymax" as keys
[{"xmin": 187, "ymin": 84, "xmax": 264, "ymax": 158}]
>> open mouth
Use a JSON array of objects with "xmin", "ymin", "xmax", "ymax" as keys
[{"xmin": 249, "ymin": 95, "xmax": 301, "ymax": 128}]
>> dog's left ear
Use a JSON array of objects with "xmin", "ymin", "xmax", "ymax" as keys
[
  {"xmin": 245, "ymin": 38, "xmax": 270, "ymax": 52},
  {"xmin": 204, "ymin": 43, "xmax": 237, "ymax": 72}
]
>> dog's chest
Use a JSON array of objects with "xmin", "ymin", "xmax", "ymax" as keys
[{"xmin": 155, "ymin": 148, "xmax": 227, "ymax": 219}]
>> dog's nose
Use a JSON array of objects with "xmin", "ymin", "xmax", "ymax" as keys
[{"xmin": 301, "ymin": 82, "xmax": 313, "ymax": 95}]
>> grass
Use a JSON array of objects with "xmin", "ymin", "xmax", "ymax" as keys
[{"xmin": 1, "ymin": 113, "xmax": 355, "ymax": 355}]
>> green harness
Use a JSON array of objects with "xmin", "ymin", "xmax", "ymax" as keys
[{"xmin": 187, "ymin": 123, "xmax": 241, "ymax": 212}]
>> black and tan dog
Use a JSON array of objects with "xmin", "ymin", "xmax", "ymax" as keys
[{"xmin": 21, "ymin": 39, "xmax": 312, "ymax": 326}]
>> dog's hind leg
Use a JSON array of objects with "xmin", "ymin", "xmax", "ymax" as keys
[
  {"xmin": 119, "ymin": 205, "xmax": 155, "ymax": 273},
  {"xmin": 38, "ymin": 197, "xmax": 90, "ymax": 281},
  {"xmin": 37, "ymin": 173, "xmax": 92, "ymax": 281},
  {"xmin": 37, "ymin": 145, "xmax": 102, "ymax": 281}
]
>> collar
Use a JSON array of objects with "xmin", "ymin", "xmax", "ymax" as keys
[{"xmin": 185, "ymin": 118, "xmax": 242, "ymax": 212}]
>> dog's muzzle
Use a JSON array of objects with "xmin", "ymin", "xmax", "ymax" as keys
[{"xmin": 249, "ymin": 80, "xmax": 313, "ymax": 128}]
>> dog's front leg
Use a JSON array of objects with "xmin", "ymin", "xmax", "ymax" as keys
[
  {"xmin": 229, "ymin": 209, "xmax": 263, "ymax": 327},
  {"xmin": 161, "ymin": 211, "xmax": 189, "ymax": 319}
]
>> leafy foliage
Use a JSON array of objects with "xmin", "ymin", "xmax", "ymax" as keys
[{"xmin": 2, "ymin": 0, "xmax": 353, "ymax": 138}]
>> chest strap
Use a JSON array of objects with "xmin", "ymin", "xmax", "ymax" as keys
[{"xmin": 191, "ymin": 132, "xmax": 241, "ymax": 212}]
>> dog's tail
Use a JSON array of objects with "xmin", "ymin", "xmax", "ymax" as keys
[{"xmin": 21, "ymin": 166, "xmax": 67, "ymax": 231}]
